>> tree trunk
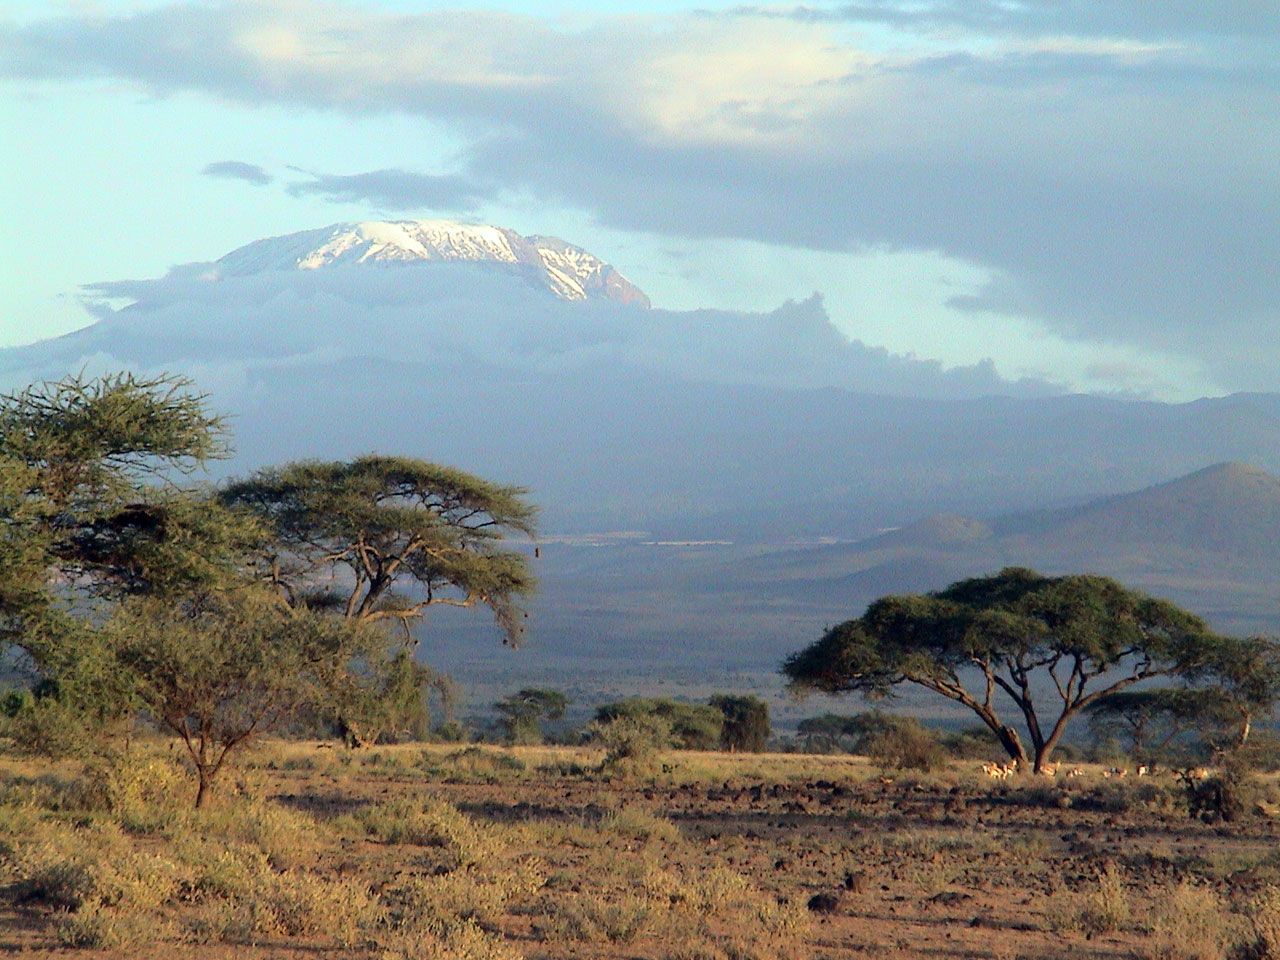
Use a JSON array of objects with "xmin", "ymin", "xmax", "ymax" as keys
[
  {"xmin": 996, "ymin": 725, "xmax": 1029, "ymax": 768},
  {"xmin": 1238, "ymin": 713, "xmax": 1253, "ymax": 747},
  {"xmin": 194, "ymin": 770, "xmax": 211, "ymax": 809}
]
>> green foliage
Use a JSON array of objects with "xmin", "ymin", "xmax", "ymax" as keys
[
  {"xmin": 103, "ymin": 586, "xmax": 394, "ymax": 806},
  {"xmin": 1086, "ymin": 688, "xmax": 1229, "ymax": 762},
  {"xmin": 594, "ymin": 698, "xmax": 723, "ymax": 750},
  {"xmin": 220, "ymin": 455, "xmax": 537, "ymax": 644},
  {"xmin": 332, "ymin": 649, "xmax": 453, "ymax": 748},
  {"xmin": 817, "ymin": 711, "xmax": 947, "ymax": 772},
  {"xmin": 1, "ymin": 623, "xmax": 137, "ymax": 758},
  {"xmin": 0, "ymin": 372, "xmax": 232, "ymax": 612},
  {"xmin": 590, "ymin": 713, "xmax": 675, "ymax": 771},
  {"xmin": 783, "ymin": 567, "xmax": 1237, "ymax": 771},
  {"xmin": 0, "ymin": 373, "xmax": 256, "ymax": 755},
  {"xmin": 709, "ymin": 694, "xmax": 770, "ymax": 752},
  {"xmin": 0, "ymin": 372, "xmax": 534, "ymax": 807},
  {"xmin": 335, "ymin": 795, "xmax": 503, "ymax": 869},
  {"xmin": 493, "ymin": 688, "xmax": 568, "ymax": 745},
  {"xmin": 795, "ymin": 713, "xmax": 863, "ymax": 753},
  {"xmin": 0, "ymin": 370, "xmax": 226, "ymax": 479},
  {"xmin": 1087, "ymin": 639, "xmax": 1280, "ymax": 763}
]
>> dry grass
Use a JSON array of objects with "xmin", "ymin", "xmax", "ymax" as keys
[{"xmin": 2, "ymin": 744, "xmax": 1279, "ymax": 959}]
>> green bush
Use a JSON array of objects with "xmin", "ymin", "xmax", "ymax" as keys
[
  {"xmin": 594, "ymin": 699, "xmax": 722, "ymax": 750},
  {"xmin": 590, "ymin": 714, "xmax": 675, "ymax": 773},
  {"xmin": 709, "ymin": 695, "xmax": 770, "ymax": 753},
  {"xmin": 852, "ymin": 713, "xmax": 948, "ymax": 773}
]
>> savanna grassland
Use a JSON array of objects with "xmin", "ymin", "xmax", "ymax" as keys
[{"xmin": 5, "ymin": 741, "xmax": 1280, "ymax": 960}]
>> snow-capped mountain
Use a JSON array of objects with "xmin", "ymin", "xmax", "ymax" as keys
[{"xmin": 212, "ymin": 220, "xmax": 651, "ymax": 307}]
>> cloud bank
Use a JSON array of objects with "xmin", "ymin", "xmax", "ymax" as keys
[
  {"xmin": 45, "ymin": 261, "xmax": 1047, "ymax": 400},
  {"xmin": 2, "ymin": 0, "xmax": 1275, "ymax": 388}
]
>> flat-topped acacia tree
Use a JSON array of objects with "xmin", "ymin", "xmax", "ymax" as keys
[
  {"xmin": 220, "ymin": 456, "xmax": 537, "ymax": 645},
  {"xmin": 782, "ymin": 567, "xmax": 1242, "ymax": 773}
]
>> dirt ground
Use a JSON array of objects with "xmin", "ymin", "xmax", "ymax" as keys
[{"xmin": 3, "ymin": 743, "xmax": 1278, "ymax": 959}]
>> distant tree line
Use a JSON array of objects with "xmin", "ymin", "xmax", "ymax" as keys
[{"xmin": 488, "ymin": 691, "xmax": 772, "ymax": 753}]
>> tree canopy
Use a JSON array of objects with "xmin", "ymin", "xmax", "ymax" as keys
[
  {"xmin": 710, "ymin": 694, "xmax": 770, "ymax": 753},
  {"xmin": 494, "ymin": 688, "xmax": 569, "ymax": 744},
  {"xmin": 0, "ymin": 372, "xmax": 243, "ymax": 652},
  {"xmin": 220, "ymin": 456, "xmax": 537, "ymax": 644},
  {"xmin": 0, "ymin": 372, "xmax": 539, "ymax": 801},
  {"xmin": 594, "ymin": 698, "xmax": 723, "ymax": 750},
  {"xmin": 782, "ymin": 567, "xmax": 1241, "ymax": 771},
  {"xmin": 103, "ymin": 586, "xmax": 385, "ymax": 806}
]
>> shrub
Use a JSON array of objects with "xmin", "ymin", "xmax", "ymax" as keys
[
  {"xmin": 378, "ymin": 919, "xmax": 521, "ymax": 960},
  {"xmin": 534, "ymin": 890, "xmax": 655, "ymax": 944},
  {"xmin": 82, "ymin": 752, "xmax": 190, "ymax": 835},
  {"xmin": 243, "ymin": 870, "xmax": 378, "ymax": 945},
  {"xmin": 709, "ymin": 695, "xmax": 770, "ymax": 753},
  {"xmin": 1237, "ymin": 886, "xmax": 1280, "ymax": 960},
  {"xmin": 594, "ymin": 699, "xmax": 722, "ymax": 750},
  {"xmin": 53, "ymin": 899, "xmax": 166, "ymax": 949},
  {"xmin": 334, "ymin": 795, "xmax": 503, "ymax": 869},
  {"xmin": 1136, "ymin": 881, "xmax": 1233, "ymax": 960},
  {"xmin": 599, "ymin": 806, "xmax": 681, "ymax": 843},
  {"xmin": 416, "ymin": 745, "xmax": 526, "ymax": 781},
  {"xmin": 851, "ymin": 713, "xmax": 947, "ymax": 773},
  {"xmin": 590, "ymin": 714, "xmax": 675, "ymax": 772},
  {"xmin": 939, "ymin": 725, "xmax": 1003, "ymax": 759},
  {"xmin": 1079, "ymin": 861, "xmax": 1131, "ymax": 935}
]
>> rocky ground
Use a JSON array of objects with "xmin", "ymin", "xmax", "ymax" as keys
[{"xmin": 3, "ymin": 744, "xmax": 1279, "ymax": 959}]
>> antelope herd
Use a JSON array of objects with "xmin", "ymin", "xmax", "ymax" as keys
[
  {"xmin": 978, "ymin": 761, "xmax": 1214, "ymax": 782},
  {"xmin": 979, "ymin": 760, "xmax": 1080, "ymax": 779}
]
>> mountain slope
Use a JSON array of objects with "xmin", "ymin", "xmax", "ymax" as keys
[
  {"xmin": 1005, "ymin": 461, "xmax": 1280, "ymax": 558},
  {"xmin": 704, "ymin": 462, "xmax": 1280, "ymax": 649},
  {"xmin": 4, "ymin": 221, "xmax": 1280, "ymax": 666}
]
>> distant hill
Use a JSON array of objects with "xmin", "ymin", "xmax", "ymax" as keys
[
  {"xmin": 998, "ymin": 461, "xmax": 1280, "ymax": 559},
  {"xmin": 682, "ymin": 462, "xmax": 1280, "ymax": 657}
]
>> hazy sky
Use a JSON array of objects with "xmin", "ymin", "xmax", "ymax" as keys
[{"xmin": 1, "ymin": 0, "xmax": 1275, "ymax": 399}]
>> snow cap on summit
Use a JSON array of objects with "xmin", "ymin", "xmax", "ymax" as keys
[{"xmin": 213, "ymin": 220, "xmax": 650, "ymax": 307}]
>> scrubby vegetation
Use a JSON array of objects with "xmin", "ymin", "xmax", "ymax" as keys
[{"xmin": 3, "ymin": 742, "xmax": 1280, "ymax": 958}]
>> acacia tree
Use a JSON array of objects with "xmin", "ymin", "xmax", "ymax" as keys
[
  {"xmin": 104, "ymin": 586, "xmax": 390, "ymax": 807},
  {"xmin": 0, "ymin": 371, "xmax": 231, "ymax": 626},
  {"xmin": 783, "ymin": 567, "xmax": 1234, "ymax": 772},
  {"xmin": 324, "ymin": 647, "xmax": 456, "ymax": 748},
  {"xmin": 1087, "ymin": 636, "xmax": 1280, "ymax": 760},
  {"xmin": 1084, "ymin": 688, "xmax": 1214, "ymax": 761},
  {"xmin": 494, "ymin": 688, "xmax": 569, "ymax": 744},
  {"xmin": 0, "ymin": 374, "xmax": 516, "ymax": 784},
  {"xmin": 1193, "ymin": 634, "xmax": 1280, "ymax": 748},
  {"xmin": 0, "ymin": 372, "xmax": 248, "ymax": 747},
  {"xmin": 710, "ymin": 694, "xmax": 770, "ymax": 753},
  {"xmin": 220, "ymin": 456, "xmax": 537, "ymax": 644}
]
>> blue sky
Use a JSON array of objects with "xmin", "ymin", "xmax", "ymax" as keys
[{"xmin": 1, "ymin": 0, "xmax": 1276, "ymax": 399}]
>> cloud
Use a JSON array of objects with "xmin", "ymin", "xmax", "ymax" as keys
[
  {"xmin": 285, "ymin": 168, "xmax": 498, "ymax": 212},
  {"xmin": 738, "ymin": 1, "xmax": 1280, "ymax": 43},
  {"xmin": 201, "ymin": 160, "xmax": 272, "ymax": 185},
  {"xmin": 1, "ymin": 1, "xmax": 1276, "ymax": 388},
  {"xmin": 65, "ymin": 260, "xmax": 1051, "ymax": 400}
]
